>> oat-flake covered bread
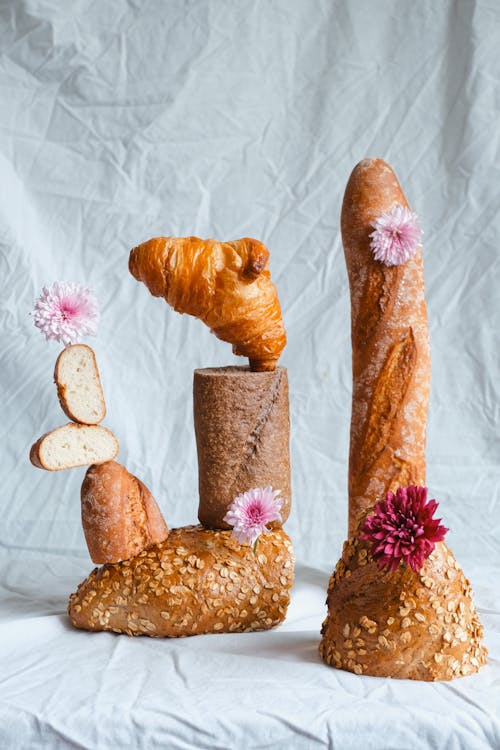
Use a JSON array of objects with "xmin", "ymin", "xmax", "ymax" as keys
[
  {"xmin": 81, "ymin": 461, "xmax": 168, "ymax": 564},
  {"xmin": 69, "ymin": 525, "xmax": 294, "ymax": 637}
]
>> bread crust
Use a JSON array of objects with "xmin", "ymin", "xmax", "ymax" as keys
[
  {"xmin": 194, "ymin": 366, "xmax": 291, "ymax": 529},
  {"xmin": 29, "ymin": 423, "xmax": 119, "ymax": 471},
  {"xmin": 68, "ymin": 525, "xmax": 294, "ymax": 637},
  {"xmin": 341, "ymin": 158, "xmax": 430, "ymax": 536},
  {"xmin": 320, "ymin": 538, "xmax": 487, "ymax": 680},
  {"xmin": 54, "ymin": 344, "xmax": 106, "ymax": 425},
  {"xmin": 81, "ymin": 461, "xmax": 168, "ymax": 564},
  {"xmin": 129, "ymin": 236, "xmax": 286, "ymax": 371}
]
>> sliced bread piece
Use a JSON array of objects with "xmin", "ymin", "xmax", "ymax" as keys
[
  {"xmin": 30, "ymin": 424, "xmax": 119, "ymax": 471},
  {"xmin": 54, "ymin": 344, "xmax": 106, "ymax": 425}
]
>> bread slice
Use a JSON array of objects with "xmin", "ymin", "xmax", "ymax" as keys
[
  {"xmin": 54, "ymin": 345, "xmax": 106, "ymax": 425},
  {"xmin": 30, "ymin": 424, "xmax": 119, "ymax": 471}
]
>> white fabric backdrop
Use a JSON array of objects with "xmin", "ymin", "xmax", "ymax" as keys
[{"xmin": 1, "ymin": 1, "xmax": 499, "ymax": 747}]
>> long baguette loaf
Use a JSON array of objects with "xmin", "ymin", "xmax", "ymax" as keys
[
  {"xmin": 68, "ymin": 525, "xmax": 294, "ymax": 637},
  {"xmin": 342, "ymin": 158, "xmax": 430, "ymax": 536},
  {"xmin": 81, "ymin": 461, "xmax": 168, "ymax": 564}
]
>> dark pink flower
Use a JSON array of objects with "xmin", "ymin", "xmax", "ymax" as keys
[
  {"xmin": 223, "ymin": 486, "xmax": 283, "ymax": 549},
  {"xmin": 369, "ymin": 203, "xmax": 422, "ymax": 266},
  {"xmin": 33, "ymin": 282, "xmax": 98, "ymax": 345},
  {"xmin": 360, "ymin": 486, "xmax": 448, "ymax": 573}
]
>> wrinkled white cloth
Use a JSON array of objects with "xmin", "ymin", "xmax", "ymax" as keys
[
  {"xmin": 0, "ymin": 560, "xmax": 499, "ymax": 749},
  {"xmin": 1, "ymin": 0, "xmax": 500, "ymax": 747}
]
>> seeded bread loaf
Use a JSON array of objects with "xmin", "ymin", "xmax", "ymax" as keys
[
  {"xmin": 54, "ymin": 344, "xmax": 106, "ymax": 424},
  {"xmin": 342, "ymin": 158, "xmax": 430, "ymax": 537},
  {"xmin": 81, "ymin": 461, "xmax": 168, "ymax": 564},
  {"xmin": 68, "ymin": 525, "xmax": 294, "ymax": 637},
  {"xmin": 30, "ymin": 423, "xmax": 119, "ymax": 470},
  {"xmin": 194, "ymin": 366, "xmax": 291, "ymax": 529},
  {"xmin": 319, "ymin": 538, "xmax": 486, "ymax": 680}
]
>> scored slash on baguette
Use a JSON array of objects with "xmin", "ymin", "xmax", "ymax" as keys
[
  {"xmin": 30, "ymin": 423, "xmax": 119, "ymax": 471},
  {"xmin": 54, "ymin": 344, "xmax": 106, "ymax": 425}
]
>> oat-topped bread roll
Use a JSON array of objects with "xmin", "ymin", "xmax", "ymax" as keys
[
  {"xmin": 54, "ymin": 344, "xmax": 106, "ymax": 425},
  {"xmin": 320, "ymin": 159, "xmax": 486, "ymax": 681},
  {"xmin": 129, "ymin": 236, "xmax": 286, "ymax": 372},
  {"xmin": 320, "ymin": 536, "xmax": 486, "ymax": 680},
  {"xmin": 342, "ymin": 158, "xmax": 430, "ymax": 537},
  {"xmin": 194, "ymin": 366, "xmax": 291, "ymax": 529},
  {"xmin": 69, "ymin": 525, "xmax": 294, "ymax": 637},
  {"xmin": 81, "ymin": 461, "xmax": 169, "ymax": 564}
]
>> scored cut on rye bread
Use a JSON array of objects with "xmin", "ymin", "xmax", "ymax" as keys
[
  {"xmin": 54, "ymin": 344, "xmax": 106, "ymax": 424},
  {"xmin": 30, "ymin": 423, "xmax": 119, "ymax": 471}
]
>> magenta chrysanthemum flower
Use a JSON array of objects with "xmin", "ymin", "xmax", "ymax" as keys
[
  {"xmin": 360, "ymin": 485, "xmax": 448, "ymax": 573},
  {"xmin": 223, "ymin": 486, "xmax": 283, "ymax": 549},
  {"xmin": 33, "ymin": 282, "xmax": 99, "ymax": 345},
  {"xmin": 369, "ymin": 203, "xmax": 422, "ymax": 266}
]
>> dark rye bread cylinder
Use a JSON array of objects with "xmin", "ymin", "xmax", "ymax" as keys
[{"xmin": 194, "ymin": 366, "xmax": 291, "ymax": 529}]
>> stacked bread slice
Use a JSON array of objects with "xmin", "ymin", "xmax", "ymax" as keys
[{"xmin": 30, "ymin": 344, "xmax": 119, "ymax": 470}]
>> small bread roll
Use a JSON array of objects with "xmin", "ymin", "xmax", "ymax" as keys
[
  {"xmin": 68, "ymin": 525, "xmax": 294, "ymax": 637},
  {"xmin": 54, "ymin": 344, "xmax": 106, "ymax": 425},
  {"xmin": 319, "ymin": 538, "xmax": 487, "ymax": 681},
  {"xmin": 81, "ymin": 461, "xmax": 169, "ymax": 564},
  {"xmin": 30, "ymin": 424, "xmax": 119, "ymax": 471}
]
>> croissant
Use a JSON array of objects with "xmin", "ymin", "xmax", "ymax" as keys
[{"xmin": 129, "ymin": 236, "xmax": 286, "ymax": 371}]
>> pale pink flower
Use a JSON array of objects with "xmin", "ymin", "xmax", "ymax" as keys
[
  {"xmin": 223, "ymin": 486, "xmax": 283, "ymax": 549},
  {"xmin": 369, "ymin": 203, "xmax": 422, "ymax": 266},
  {"xmin": 33, "ymin": 281, "xmax": 98, "ymax": 345}
]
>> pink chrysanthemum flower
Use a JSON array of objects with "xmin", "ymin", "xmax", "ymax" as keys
[
  {"xmin": 33, "ymin": 281, "xmax": 98, "ymax": 346},
  {"xmin": 369, "ymin": 203, "xmax": 422, "ymax": 266},
  {"xmin": 360, "ymin": 485, "xmax": 448, "ymax": 573},
  {"xmin": 223, "ymin": 486, "xmax": 283, "ymax": 550}
]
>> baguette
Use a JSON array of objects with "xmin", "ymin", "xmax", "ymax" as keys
[
  {"xmin": 54, "ymin": 344, "xmax": 106, "ymax": 425},
  {"xmin": 30, "ymin": 423, "xmax": 119, "ymax": 471},
  {"xmin": 341, "ymin": 158, "xmax": 430, "ymax": 537},
  {"xmin": 81, "ymin": 461, "xmax": 168, "ymax": 564},
  {"xmin": 68, "ymin": 525, "xmax": 294, "ymax": 637}
]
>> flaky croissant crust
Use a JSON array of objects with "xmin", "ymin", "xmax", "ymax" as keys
[{"xmin": 129, "ymin": 236, "xmax": 286, "ymax": 371}]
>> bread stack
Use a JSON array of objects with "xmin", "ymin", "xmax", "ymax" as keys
[
  {"xmin": 319, "ymin": 159, "xmax": 487, "ymax": 680},
  {"xmin": 30, "ymin": 345, "xmax": 119, "ymax": 470},
  {"xmin": 67, "ymin": 236, "xmax": 294, "ymax": 637}
]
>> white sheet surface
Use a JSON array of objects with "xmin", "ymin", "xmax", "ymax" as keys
[
  {"xmin": 1, "ymin": 560, "xmax": 499, "ymax": 750},
  {"xmin": 1, "ymin": 0, "xmax": 500, "ymax": 747}
]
